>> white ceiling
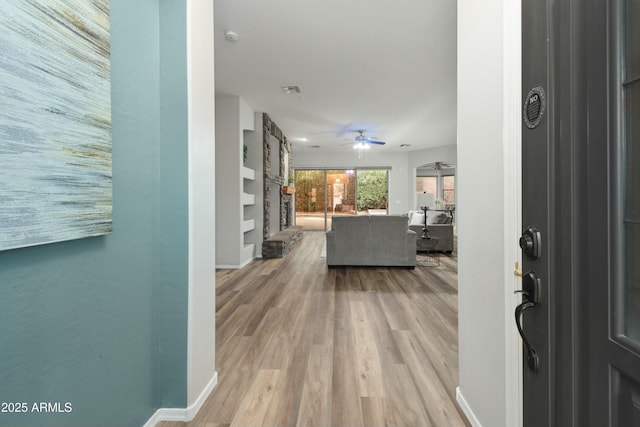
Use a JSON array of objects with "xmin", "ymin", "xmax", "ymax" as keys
[{"xmin": 214, "ymin": 0, "xmax": 457, "ymax": 154}]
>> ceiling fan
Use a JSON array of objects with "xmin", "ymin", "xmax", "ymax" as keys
[
  {"xmin": 353, "ymin": 129, "xmax": 385, "ymax": 145},
  {"xmin": 340, "ymin": 130, "xmax": 386, "ymax": 158},
  {"xmin": 421, "ymin": 161, "xmax": 455, "ymax": 170},
  {"xmin": 351, "ymin": 129, "xmax": 385, "ymax": 146},
  {"xmin": 339, "ymin": 129, "xmax": 385, "ymax": 150}
]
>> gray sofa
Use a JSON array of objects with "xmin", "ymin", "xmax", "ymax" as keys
[
  {"xmin": 408, "ymin": 210, "xmax": 454, "ymax": 253},
  {"xmin": 326, "ymin": 215, "xmax": 416, "ymax": 268}
]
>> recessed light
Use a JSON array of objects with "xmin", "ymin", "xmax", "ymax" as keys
[
  {"xmin": 224, "ymin": 31, "xmax": 238, "ymax": 42},
  {"xmin": 293, "ymin": 137, "xmax": 308, "ymax": 142},
  {"xmin": 310, "ymin": 145, "xmax": 320, "ymax": 148},
  {"xmin": 400, "ymin": 144, "xmax": 411, "ymax": 148}
]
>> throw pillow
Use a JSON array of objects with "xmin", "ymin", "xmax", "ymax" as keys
[
  {"xmin": 427, "ymin": 212, "xmax": 448, "ymax": 225},
  {"xmin": 409, "ymin": 212, "xmax": 425, "ymax": 226}
]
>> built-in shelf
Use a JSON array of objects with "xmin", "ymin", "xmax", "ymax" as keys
[
  {"xmin": 282, "ymin": 186, "xmax": 295, "ymax": 195},
  {"xmin": 242, "ymin": 166, "xmax": 256, "ymax": 265},
  {"xmin": 242, "ymin": 192, "xmax": 255, "ymax": 205},
  {"xmin": 243, "ymin": 219, "xmax": 255, "ymax": 233},
  {"xmin": 242, "ymin": 166, "xmax": 256, "ymax": 181},
  {"xmin": 215, "ymin": 96, "xmax": 259, "ymax": 269}
]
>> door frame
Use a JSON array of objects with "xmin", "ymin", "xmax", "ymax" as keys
[{"xmin": 504, "ymin": 0, "xmax": 524, "ymax": 425}]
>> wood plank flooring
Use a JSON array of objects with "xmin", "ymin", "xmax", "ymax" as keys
[{"xmin": 161, "ymin": 231, "xmax": 469, "ymax": 427}]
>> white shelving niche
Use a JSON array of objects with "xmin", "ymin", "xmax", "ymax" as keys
[
  {"xmin": 242, "ymin": 168, "xmax": 256, "ymax": 262},
  {"xmin": 215, "ymin": 95, "xmax": 263, "ymax": 268}
]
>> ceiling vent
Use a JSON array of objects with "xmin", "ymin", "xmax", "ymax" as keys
[{"xmin": 281, "ymin": 85, "xmax": 302, "ymax": 94}]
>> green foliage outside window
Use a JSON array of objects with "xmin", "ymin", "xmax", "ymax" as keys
[
  {"xmin": 295, "ymin": 170, "xmax": 325, "ymax": 212},
  {"xmin": 356, "ymin": 170, "xmax": 388, "ymax": 210}
]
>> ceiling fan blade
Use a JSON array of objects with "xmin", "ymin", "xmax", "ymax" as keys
[
  {"xmin": 336, "ymin": 123, "xmax": 356, "ymax": 137},
  {"xmin": 339, "ymin": 142, "xmax": 353, "ymax": 147},
  {"xmin": 367, "ymin": 140, "xmax": 385, "ymax": 145}
]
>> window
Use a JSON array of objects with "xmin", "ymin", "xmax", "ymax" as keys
[
  {"xmin": 357, "ymin": 170, "xmax": 389, "ymax": 214},
  {"xmin": 443, "ymin": 175, "xmax": 455, "ymax": 206},
  {"xmin": 416, "ymin": 176, "xmax": 437, "ymax": 195},
  {"xmin": 416, "ymin": 176, "xmax": 437, "ymax": 208}
]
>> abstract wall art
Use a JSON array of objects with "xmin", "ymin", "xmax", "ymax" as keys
[{"xmin": 0, "ymin": 0, "xmax": 112, "ymax": 250}]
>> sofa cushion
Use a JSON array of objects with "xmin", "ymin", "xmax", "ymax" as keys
[
  {"xmin": 331, "ymin": 215, "xmax": 368, "ymax": 228},
  {"xmin": 427, "ymin": 212, "xmax": 449, "ymax": 225},
  {"xmin": 409, "ymin": 212, "xmax": 425, "ymax": 225}
]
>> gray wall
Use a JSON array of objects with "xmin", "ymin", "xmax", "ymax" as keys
[{"xmin": 215, "ymin": 95, "xmax": 243, "ymax": 266}]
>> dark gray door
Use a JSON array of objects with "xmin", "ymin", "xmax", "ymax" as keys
[
  {"xmin": 520, "ymin": 0, "xmax": 551, "ymax": 424},
  {"xmin": 587, "ymin": 0, "xmax": 640, "ymax": 425},
  {"xmin": 521, "ymin": 0, "xmax": 640, "ymax": 426}
]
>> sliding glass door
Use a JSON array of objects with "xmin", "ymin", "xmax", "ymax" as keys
[
  {"xmin": 294, "ymin": 170, "xmax": 327, "ymax": 231},
  {"xmin": 356, "ymin": 170, "xmax": 389, "ymax": 215},
  {"xmin": 326, "ymin": 170, "xmax": 356, "ymax": 213},
  {"xmin": 294, "ymin": 168, "xmax": 388, "ymax": 231}
]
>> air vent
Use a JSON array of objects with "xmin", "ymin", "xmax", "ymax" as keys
[
  {"xmin": 310, "ymin": 145, "xmax": 320, "ymax": 148},
  {"xmin": 281, "ymin": 85, "xmax": 302, "ymax": 94}
]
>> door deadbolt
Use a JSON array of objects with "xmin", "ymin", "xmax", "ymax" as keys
[{"xmin": 519, "ymin": 226, "xmax": 541, "ymax": 260}]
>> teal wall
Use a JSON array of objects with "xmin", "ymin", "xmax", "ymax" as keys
[
  {"xmin": 0, "ymin": 1, "xmax": 189, "ymax": 426},
  {"xmin": 157, "ymin": 0, "xmax": 189, "ymax": 409}
]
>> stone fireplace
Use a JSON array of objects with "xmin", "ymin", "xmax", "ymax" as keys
[
  {"xmin": 260, "ymin": 113, "xmax": 302, "ymax": 258},
  {"xmin": 262, "ymin": 113, "xmax": 293, "ymax": 239},
  {"xmin": 282, "ymin": 196, "xmax": 292, "ymax": 229}
]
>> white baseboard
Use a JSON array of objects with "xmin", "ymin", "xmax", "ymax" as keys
[
  {"xmin": 143, "ymin": 410, "xmax": 162, "ymax": 427},
  {"xmin": 456, "ymin": 386, "xmax": 482, "ymax": 427},
  {"xmin": 143, "ymin": 371, "xmax": 218, "ymax": 427},
  {"xmin": 216, "ymin": 264, "xmax": 241, "ymax": 269},
  {"xmin": 216, "ymin": 258, "xmax": 254, "ymax": 269}
]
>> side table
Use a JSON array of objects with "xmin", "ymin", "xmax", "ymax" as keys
[{"xmin": 416, "ymin": 236, "xmax": 440, "ymax": 267}]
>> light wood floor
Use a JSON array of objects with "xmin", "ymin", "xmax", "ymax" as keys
[{"xmin": 161, "ymin": 232, "xmax": 469, "ymax": 427}]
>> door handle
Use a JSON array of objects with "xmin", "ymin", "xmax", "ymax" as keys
[
  {"xmin": 516, "ymin": 271, "xmax": 541, "ymax": 304},
  {"xmin": 515, "ymin": 301, "xmax": 539, "ymax": 372}
]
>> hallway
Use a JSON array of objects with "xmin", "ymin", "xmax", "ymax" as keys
[{"xmin": 163, "ymin": 231, "xmax": 468, "ymax": 427}]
